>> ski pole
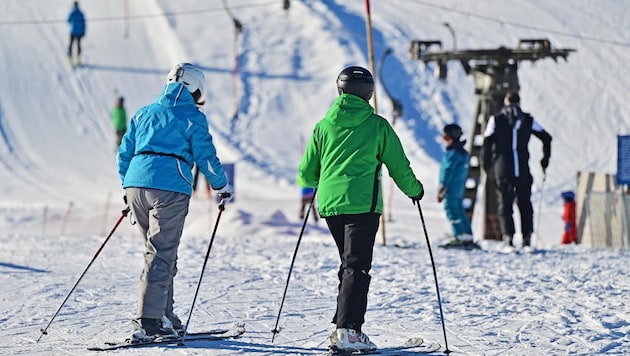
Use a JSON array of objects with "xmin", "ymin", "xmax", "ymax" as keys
[
  {"xmin": 37, "ymin": 207, "xmax": 130, "ymax": 341},
  {"xmin": 179, "ymin": 198, "xmax": 227, "ymax": 345},
  {"xmin": 415, "ymin": 202, "xmax": 451, "ymax": 354},
  {"xmin": 271, "ymin": 188, "xmax": 317, "ymax": 343},
  {"xmin": 534, "ymin": 173, "xmax": 547, "ymax": 247}
]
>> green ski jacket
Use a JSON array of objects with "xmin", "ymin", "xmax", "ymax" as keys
[
  {"xmin": 111, "ymin": 106, "xmax": 127, "ymax": 131},
  {"xmin": 298, "ymin": 94, "xmax": 423, "ymax": 217}
]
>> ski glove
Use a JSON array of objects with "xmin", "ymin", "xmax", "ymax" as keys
[
  {"xmin": 216, "ymin": 183, "xmax": 234, "ymax": 203},
  {"xmin": 122, "ymin": 194, "xmax": 132, "ymax": 221},
  {"xmin": 411, "ymin": 181, "xmax": 425, "ymax": 205}
]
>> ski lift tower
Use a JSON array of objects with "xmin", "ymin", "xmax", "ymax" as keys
[{"xmin": 410, "ymin": 39, "xmax": 575, "ymax": 240}]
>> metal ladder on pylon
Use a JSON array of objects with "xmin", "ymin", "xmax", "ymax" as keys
[{"xmin": 463, "ymin": 97, "xmax": 502, "ymax": 240}]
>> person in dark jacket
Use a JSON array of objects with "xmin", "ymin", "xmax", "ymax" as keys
[
  {"xmin": 117, "ymin": 63, "xmax": 233, "ymax": 343},
  {"xmin": 298, "ymin": 66, "xmax": 424, "ymax": 352},
  {"xmin": 482, "ymin": 91, "xmax": 552, "ymax": 248},
  {"xmin": 67, "ymin": 1, "xmax": 86, "ymax": 65},
  {"xmin": 438, "ymin": 124, "xmax": 474, "ymax": 247}
]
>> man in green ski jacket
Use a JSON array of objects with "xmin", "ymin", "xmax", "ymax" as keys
[
  {"xmin": 298, "ymin": 66, "xmax": 424, "ymax": 352},
  {"xmin": 111, "ymin": 96, "xmax": 127, "ymax": 148}
]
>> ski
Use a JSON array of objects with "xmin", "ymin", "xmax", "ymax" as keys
[
  {"xmin": 324, "ymin": 337, "xmax": 442, "ymax": 355},
  {"xmin": 87, "ymin": 325, "xmax": 245, "ymax": 351},
  {"xmin": 494, "ymin": 245, "xmax": 541, "ymax": 255},
  {"xmin": 438, "ymin": 242, "xmax": 481, "ymax": 250},
  {"xmin": 436, "ymin": 234, "xmax": 481, "ymax": 251},
  {"xmin": 521, "ymin": 246, "xmax": 538, "ymax": 254}
]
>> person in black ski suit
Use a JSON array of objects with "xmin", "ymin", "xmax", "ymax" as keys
[{"xmin": 482, "ymin": 91, "xmax": 552, "ymax": 248}]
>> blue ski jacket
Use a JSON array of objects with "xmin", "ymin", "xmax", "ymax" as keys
[
  {"xmin": 439, "ymin": 140, "xmax": 469, "ymax": 199},
  {"xmin": 67, "ymin": 6, "xmax": 86, "ymax": 37},
  {"xmin": 117, "ymin": 83, "xmax": 228, "ymax": 196}
]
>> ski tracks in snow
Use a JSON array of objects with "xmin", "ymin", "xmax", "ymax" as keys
[{"xmin": 2, "ymin": 198, "xmax": 629, "ymax": 355}]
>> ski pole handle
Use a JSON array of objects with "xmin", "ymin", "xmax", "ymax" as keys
[{"xmin": 218, "ymin": 192, "xmax": 232, "ymax": 208}]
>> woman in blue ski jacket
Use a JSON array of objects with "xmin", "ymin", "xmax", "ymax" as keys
[
  {"xmin": 117, "ymin": 63, "xmax": 233, "ymax": 343},
  {"xmin": 117, "ymin": 83, "xmax": 228, "ymax": 196}
]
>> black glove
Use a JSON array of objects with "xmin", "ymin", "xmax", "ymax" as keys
[
  {"xmin": 411, "ymin": 181, "xmax": 424, "ymax": 205},
  {"xmin": 122, "ymin": 195, "xmax": 131, "ymax": 216},
  {"xmin": 216, "ymin": 183, "xmax": 234, "ymax": 203},
  {"xmin": 541, "ymin": 157, "xmax": 549, "ymax": 173}
]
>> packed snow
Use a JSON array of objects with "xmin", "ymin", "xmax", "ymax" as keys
[{"xmin": 0, "ymin": 0, "xmax": 629, "ymax": 355}]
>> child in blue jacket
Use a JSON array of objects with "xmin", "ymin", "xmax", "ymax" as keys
[{"xmin": 438, "ymin": 124, "xmax": 474, "ymax": 247}]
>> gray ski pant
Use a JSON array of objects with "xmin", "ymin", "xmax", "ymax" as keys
[{"xmin": 126, "ymin": 187, "xmax": 190, "ymax": 321}]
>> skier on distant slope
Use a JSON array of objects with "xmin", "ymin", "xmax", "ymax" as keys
[
  {"xmin": 298, "ymin": 66, "xmax": 424, "ymax": 353},
  {"xmin": 117, "ymin": 63, "xmax": 233, "ymax": 343},
  {"xmin": 482, "ymin": 91, "xmax": 552, "ymax": 249},
  {"xmin": 66, "ymin": 1, "xmax": 86, "ymax": 66},
  {"xmin": 111, "ymin": 96, "xmax": 127, "ymax": 149}
]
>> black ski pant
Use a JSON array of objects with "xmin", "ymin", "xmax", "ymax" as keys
[
  {"xmin": 495, "ymin": 174, "xmax": 534, "ymax": 237},
  {"xmin": 325, "ymin": 212, "xmax": 379, "ymax": 333},
  {"xmin": 68, "ymin": 34, "xmax": 83, "ymax": 57}
]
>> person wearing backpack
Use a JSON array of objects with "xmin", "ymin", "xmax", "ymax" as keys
[{"xmin": 482, "ymin": 91, "xmax": 552, "ymax": 249}]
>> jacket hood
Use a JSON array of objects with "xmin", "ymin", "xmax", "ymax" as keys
[
  {"xmin": 156, "ymin": 82, "xmax": 197, "ymax": 108},
  {"xmin": 324, "ymin": 94, "xmax": 374, "ymax": 128}
]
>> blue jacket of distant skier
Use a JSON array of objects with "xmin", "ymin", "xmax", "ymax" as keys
[
  {"xmin": 67, "ymin": 6, "xmax": 86, "ymax": 37},
  {"xmin": 439, "ymin": 140, "xmax": 469, "ymax": 199},
  {"xmin": 117, "ymin": 82, "xmax": 228, "ymax": 196}
]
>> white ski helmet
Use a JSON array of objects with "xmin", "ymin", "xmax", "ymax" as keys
[{"xmin": 166, "ymin": 63, "xmax": 205, "ymax": 104}]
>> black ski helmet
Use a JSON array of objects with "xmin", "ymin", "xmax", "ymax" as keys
[
  {"xmin": 336, "ymin": 66, "xmax": 374, "ymax": 101},
  {"xmin": 443, "ymin": 123, "xmax": 463, "ymax": 141}
]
